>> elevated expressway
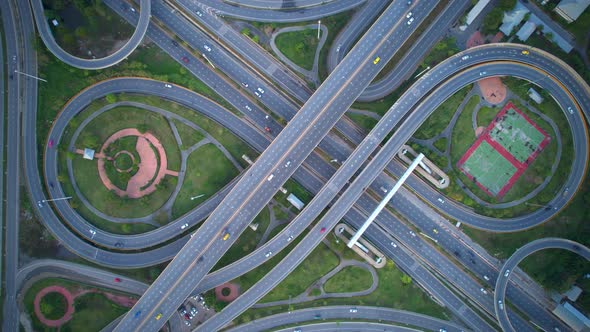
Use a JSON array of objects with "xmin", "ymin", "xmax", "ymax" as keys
[
  {"xmin": 29, "ymin": 0, "xmax": 151, "ymax": 69},
  {"xmin": 228, "ymin": 306, "xmax": 467, "ymax": 332},
  {"xmin": 28, "ymin": 4, "xmax": 590, "ymax": 332},
  {"xmin": 169, "ymin": 0, "xmax": 587, "ymax": 232},
  {"xmin": 23, "ymin": 0, "xmax": 590, "ymax": 330},
  {"xmin": 494, "ymin": 239, "xmax": 590, "ymax": 332}
]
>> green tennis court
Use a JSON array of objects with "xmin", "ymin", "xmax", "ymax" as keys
[
  {"xmin": 488, "ymin": 107, "xmax": 547, "ymax": 163},
  {"xmin": 460, "ymin": 141, "xmax": 517, "ymax": 195}
]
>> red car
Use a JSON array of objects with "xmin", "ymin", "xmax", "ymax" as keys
[
  {"xmin": 114, "ymin": 278, "xmax": 122, "ymax": 282},
  {"xmin": 181, "ymin": 56, "xmax": 189, "ymax": 63},
  {"xmin": 264, "ymin": 126, "xmax": 271, "ymax": 133},
  {"xmin": 320, "ymin": 227, "xmax": 326, "ymax": 234},
  {"xmin": 48, "ymin": 139, "xmax": 54, "ymax": 148}
]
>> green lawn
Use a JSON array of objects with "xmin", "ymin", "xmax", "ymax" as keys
[
  {"xmin": 323, "ymin": 266, "xmax": 373, "ymax": 293},
  {"xmin": 39, "ymin": 292, "xmax": 67, "ymax": 320},
  {"xmin": 449, "ymin": 95, "xmax": 479, "ymax": 163},
  {"xmin": 171, "ymin": 144, "xmax": 239, "ymax": 219},
  {"xmin": 275, "ymin": 28, "xmax": 321, "ymax": 71},
  {"xmin": 346, "ymin": 113, "xmax": 378, "ymax": 133},
  {"xmin": 477, "ymin": 105, "xmax": 499, "ymax": 127},
  {"xmin": 260, "ymin": 242, "xmax": 340, "ymax": 302},
  {"xmin": 75, "ymin": 106, "xmax": 181, "ymax": 171},
  {"xmin": 433, "ymin": 137, "xmax": 447, "ymax": 152},
  {"xmin": 171, "ymin": 118, "xmax": 205, "ymax": 149},
  {"xmin": 23, "ymin": 278, "xmax": 135, "ymax": 332},
  {"xmin": 62, "ymin": 293, "xmax": 129, "ymax": 331},
  {"xmin": 235, "ymin": 259, "xmax": 451, "ymax": 324},
  {"xmin": 71, "ymin": 154, "xmax": 177, "ymax": 219},
  {"xmin": 414, "ymin": 85, "xmax": 472, "ymax": 140}
]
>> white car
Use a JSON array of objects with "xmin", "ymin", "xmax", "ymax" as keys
[
  {"xmin": 480, "ymin": 288, "xmax": 487, "ymax": 294},
  {"xmin": 254, "ymin": 91, "xmax": 261, "ymax": 98},
  {"xmin": 245, "ymin": 105, "xmax": 252, "ymax": 111},
  {"xmin": 483, "ymin": 275, "xmax": 490, "ymax": 281},
  {"xmin": 498, "ymin": 300, "xmax": 504, "ymax": 310},
  {"xmin": 350, "ymin": 308, "xmax": 358, "ymax": 313},
  {"xmin": 257, "ymin": 87, "xmax": 265, "ymax": 94},
  {"xmin": 406, "ymin": 11, "xmax": 413, "ymax": 18},
  {"xmin": 241, "ymin": 82, "xmax": 249, "ymax": 87},
  {"xmin": 461, "ymin": 55, "xmax": 470, "ymax": 60},
  {"xmin": 504, "ymin": 269, "xmax": 510, "ymax": 277},
  {"xmin": 437, "ymin": 198, "xmax": 444, "ymax": 203},
  {"xmin": 287, "ymin": 235, "xmax": 294, "ymax": 242},
  {"xmin": 285, "ymin": 161, "xmax": 291, "ymax": 167},
  {"xmin": 37, "ymin": 201, "xmax": 43, "ymax": 208},
  {"xmin": 181, "ymin": 223, "xmax": 189, "ymax": 230},
  {"xmin": 164, "ymin": 84, "xmax": 172, "ymax": 88},
  {"xmin": 390, "ymin": 241, "xmax": 397, "ymax": 248},
  {"xmin": 204, "ymin": 45, "xmax": 211, "ymax": 52},
  {"xmin": 479, "ymin": 71, "xmax": 487, "ymax": 76},
  {"xmin": 407, "ymin": 17, "xmax": 414, "ymax": 25},
  {"xmin": 567, "ymin": 107, "xmax": 574, "ymax": 114},
  {"xmin": 196, "ymin": 10, "xmax": 203, "ymax": 17},
  {"xmin": 265, "ymin": 251, "xmax": 272, "ymax": 257}
]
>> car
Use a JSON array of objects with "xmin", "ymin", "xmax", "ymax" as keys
[
  {"xmin": 265, "ymin": 251, "xmax": 272, "ymax": 257},
  {"xmin": 406, "ymin": 11, "xmax": 413, "ymax": 18},
  {"xmin": 267, "ymin": 174, "xmax": 274, "ymax": 181},
  {"xmin": 409, "ymin": 231, "xmax": 416, "ymax": 237},
  {"xmin": 437, "ymin": 198, "xmax": 444, "ymax": 203},
  {"xmin": 196, "ymin": 10, "xmax": 203, "ymax": 17},
  {"xmin": 48, "ymin": 139, "xmax": 54, "ymax": 148},
  {"xmin": 155, "ymin": 313, "xmax": 163, "ymax": 320},
  {"xmin": 483, "ymin": 275, "xmax": 490, "ymax": 281},
  {"xmin": 184, "ymin": 313, "xmax": 191, "ymax": 320},
  {"xmin": 171, "ymin": 40, "xmax": 179, "ymax": 47},
  {"xmin": 49, "ymin": 182, "xmax": 54, "ymax": 189},
  {"xmin": 287, "ymin": 235, "xmax": 294, "ymax": 242},
  {"xmin": 439, "ymin": 329, "xmax": 447, "ymax": 332},
  {"xmin": 37, "ymin": 201, "xmax": 43, "ymax": 208},
  {"xmin": 567, "ymin": 106, "xmax": 574, "ymax": 114},
  {"xmin": 164, "ymin": 84, "xmax": 172, "ymax": 88},
  {"xmin": 461, "ymin": 55, "xmax": 470, "ymax": 60},
  {"xmin": 320, "ymin": 227, "xmax": 326, "ymax": 233},
  {"xmin": 190, "ymin": 306, "xmax": 198, "ymax": 315},
  {"xmin": 181, "ymin": 223, "xmax": 189, "ymax": 230},
  {"xmin": 179, "ymin": 306, "xmax": 187, "ymax": 315},
  {"xmin": 336, "ymin": 45, "xmax": 341, "ymax": 52},
  {"xmin": 257, "ymin": 87, "xmax": 265, "ymax": 94},
  {"xmin": 264, "ymin": 126, "xmax": 271, "ymax": 132},
  {"xmin": 432, "ymin": 228, "xmax": 439, "ymax": 234},
  {"xmin": 521, "ymin": 50, "xmax": 529, "ymax": 55},
  {"xmin": 134, "ymin": 310, "xmax": 142, "ymax": 318},
  {"xmin": 294, "ymin": 329, "xmax": 302, "ymax": 332},
  {"xmin": 130, "ymin": 7, "xmax": 136, "ymax": 12},
  {"xmin": 407, "ymin": 17, "xmax": 414, "ymax": 25},
  {"xmin": 204, "ymin": 45, "xmax": 211, "ymax": 52},
  {"xmin": 181, "ymin": 56, "xmax": 189, "ymax": 63},
  {"xmin": 350, "ymin": 308, "xmax": 358, "ymax": 313},
  {"xmin": 504, "ymin": 269, "xmax": 510, "ymax": 277},
  {"xmin": 390, "ymin": 241, "xmax": 397, "ymax": 248},
  {"xmin": 184, "ymin": 320, "xmax": 191, "ymax": 326},
  {"xmin": 480, "ymin": 288, "xmax": 487, "ymax": 294},
  {"xmin": 407, "ymin": 0, "xmax": 412, "ymax": 4},
  {"xmin": 498, "ymin": 300, "xmax": 504, "ymax": 310},
  {"xmin": 254, "ymin": 91, "xmax": 261, "ymax": 98},
  {"xmin": 222, "ymin": 229, "xmax": 230, "ymax": 240},
  {"xmin": 245, "ymin": 105, "xmax": 252, "ymax": 111},
  {"xmin": 285, "ymin": 160, "xmax": 291, "ymax": 167},
  {"xmin": 373, "ymin": 57, "xmax": 381, "ymax": 65},
  {"xmin": 241, "ymin": 82, "xmax": 249, "ymax": 88},
  {"xmin": 479, "ymin": 71, "xmax": 487, "ymax": 76},
  {"xmin": 114, "ymin": 277, "xmax": 122, "ymax": 282}
]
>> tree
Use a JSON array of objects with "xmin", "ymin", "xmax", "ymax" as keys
[
  {"xmin": 481, "ymin": 8, "xmax": 504, "ymax": 35},
  {"xmin": 401, "ymin": 274, "xmax": 412, "ymax": 285}
]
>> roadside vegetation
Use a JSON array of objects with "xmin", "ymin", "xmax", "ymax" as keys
[
  {"xmin": 42, "ymin": 0, "xmax": 133, "ymax": 58},
  {"xmin": 323, "ymin": 266, "xmax": 373, "ymax": 293},
  {"xmin": 275, "ymin": 28, "xmax": 321, "ymax": 71}
]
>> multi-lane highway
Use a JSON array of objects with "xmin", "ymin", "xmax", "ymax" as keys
[
  {"xmin": 494, "ymin": 238, "xmax": 590, "ymax": 332},
  {"xmin": 9, "ymin": 0, "xmax": 590, "ymax": 331}
]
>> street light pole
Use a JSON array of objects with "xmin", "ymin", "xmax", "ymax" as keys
[
  {"xmin": 191, "ymin": 194, "xmax": 205, "ymax": 200},
  {"xmin": 414, "ymin": 66, "xmax": 431, "ymax": 78},
  {"xmin": 14, "ymin": 70, "xmax": 47, "ymax": 82},
  {"xmin": 317, "ymin": 20, "xmax": 321, "ymax": 39}
]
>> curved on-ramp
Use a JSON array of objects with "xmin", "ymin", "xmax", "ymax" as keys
[
  {"xmin": 494, "ymin": 238, "xmax": 590, "ymax": 332},
  {"xmin": 29, "ymin": 0, "xmax": 151, "ymax": 69}
]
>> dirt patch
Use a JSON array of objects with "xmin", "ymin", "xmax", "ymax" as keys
[
  {"xmin": 478, "ymin": 77, "xmax": 507, "ymax": 105},
  {"xmin": 475, "ymin": 126, "xmax": 486, "ymax": 137}
]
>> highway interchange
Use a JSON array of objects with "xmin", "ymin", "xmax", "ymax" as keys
[{"xmin": 2, "ymin": 0, "xmax": 589, "ymax": 331}]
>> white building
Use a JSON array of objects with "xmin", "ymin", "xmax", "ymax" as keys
[{"xmin": 554, "ymin": 0, "xmax": 590, "ymax": 23}]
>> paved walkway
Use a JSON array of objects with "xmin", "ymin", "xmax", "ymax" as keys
[
  {"xmin": 66, "ymin": 101, "xmax": 242, "ymax": 224},
  {"xmin": 270, "ymin": 24, "xmax": 328, "ymax": 86}
]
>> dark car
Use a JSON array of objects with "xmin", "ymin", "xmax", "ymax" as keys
[
  {"xmin": 114, "ymin": 277, "xmax": 122, "ymax": 282},
  {"xmin": 48, "ymin": 139, "xmax": 54, "ymax": 148},
  {"xmin": 172, "ymin": 40, "xmax": 179, "ymax": 47},
  {"xmin": 181, "ymin": 56, "xmax": 189, "ymax": 63},
  {"xmin": 134, "ymin": 310, "xmax": 141, "ymax": 318}
]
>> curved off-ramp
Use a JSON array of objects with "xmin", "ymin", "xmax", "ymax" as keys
[
  {"xmin": 494, "ymin": 238, "xmax": 590, "ymax": 332},
  {"xmin": 29, "ymin": 0, "xmax": 151, "ymax": 70}
]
